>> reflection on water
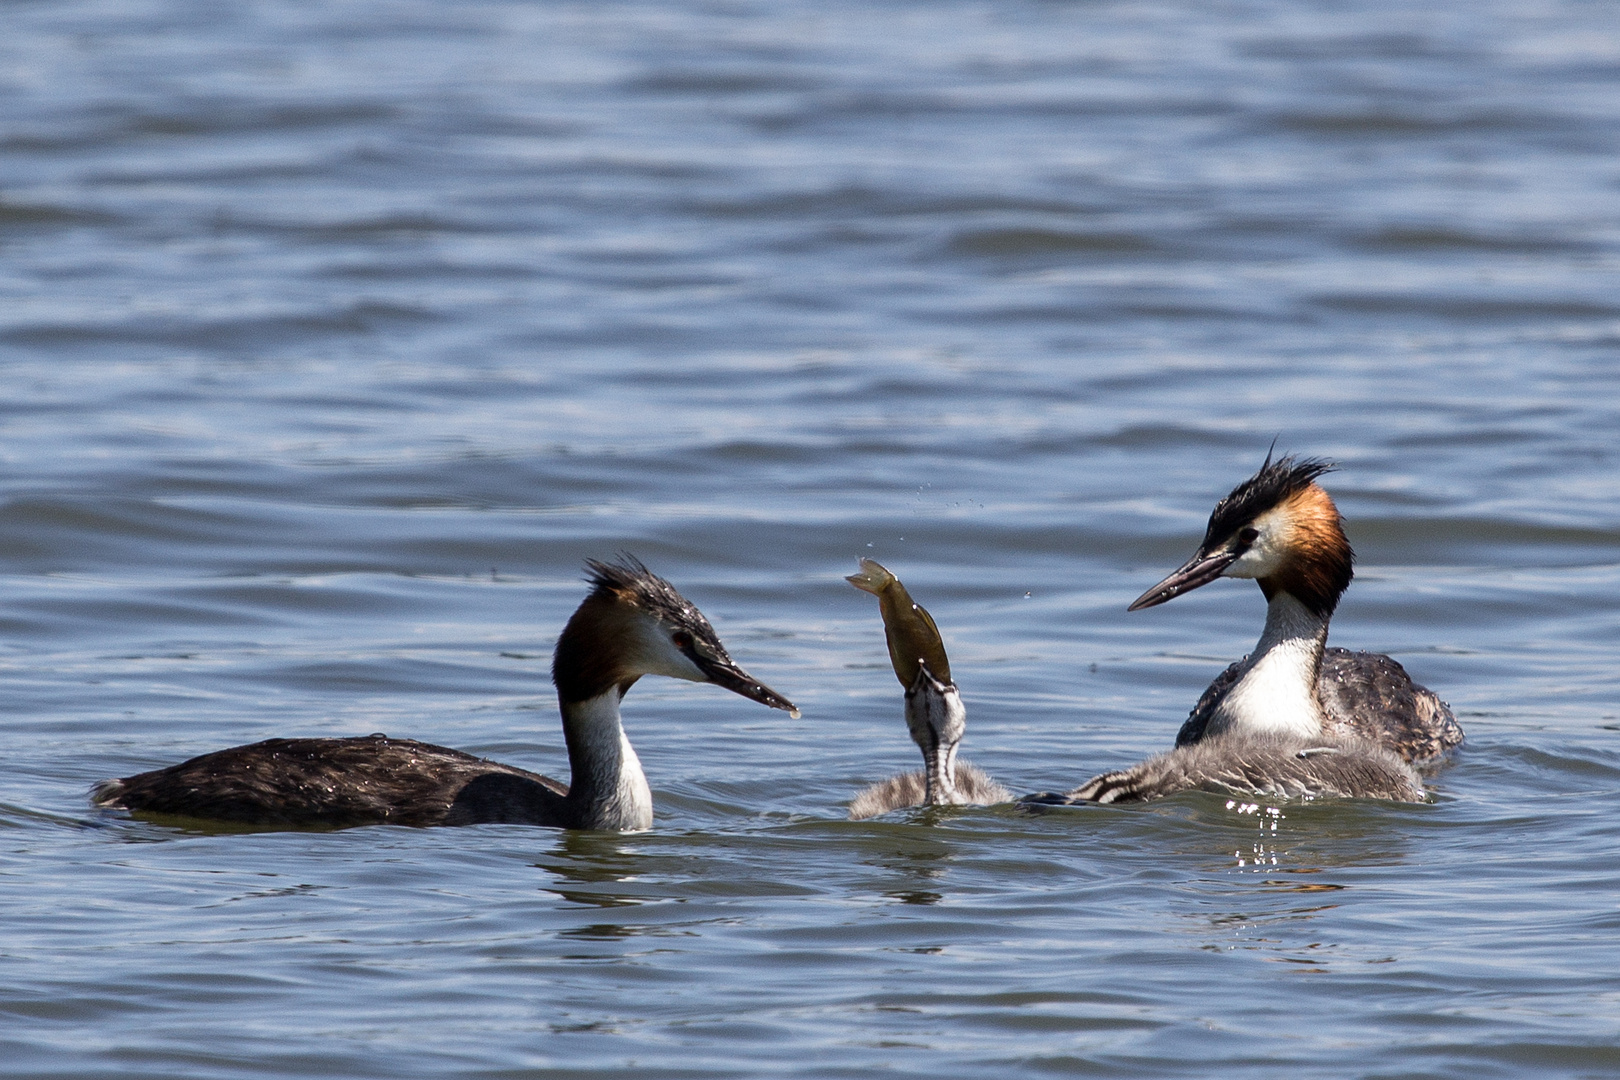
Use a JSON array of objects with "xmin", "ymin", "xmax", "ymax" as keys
[
  {"xmin": 535, "ymin": 832, "xmax": 655, "ymax": 908},
  {"xmin": 865, "ymin": 830, "xmax": 955, "ymax": 907},
  {"xmin": 558, "ymin": 923, "xmax": 662, "ymax": 942}
]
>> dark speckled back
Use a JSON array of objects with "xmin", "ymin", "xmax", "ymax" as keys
[{"xmin": 94, "ymin": 736, "xmax": 571, "ymax": 829}]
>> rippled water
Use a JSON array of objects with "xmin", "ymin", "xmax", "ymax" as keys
[{"xmin": 4, "ymin": 0, "xmax": 1620, "ymax": 1076}]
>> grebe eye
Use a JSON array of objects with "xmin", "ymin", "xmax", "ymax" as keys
[
  {"xmin": 672, "ymin": 630, "xmax": 694, "ymax": 652},
  {"xmin": 1238, "ymin": 527, "xmax": 1259, "ymax": 546}
]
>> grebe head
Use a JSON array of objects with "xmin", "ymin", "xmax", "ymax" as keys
[
  {"xmin": 1128, "ymin": 453, "xmax": 1354, "ymax": 619},
  {"xmin": 552, "ymin": 555, "xmax": 798, "ymax": 714}
]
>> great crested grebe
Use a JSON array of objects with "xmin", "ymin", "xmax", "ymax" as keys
[
  {"xmin": 93, "ymin": 556, "xmax": 797, "ymax": 831},
  {"xmin": 845, "ymin": 559, "xmax": 1009, "ymax": 819},
  {"xmin": 1128, "ymin": 453, "xmax": 1462, "ymax": 764}
]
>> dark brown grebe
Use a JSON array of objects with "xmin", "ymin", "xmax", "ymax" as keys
[
  {"xmin": 92, "ymin": 556, "xmax": 797, "ymax": 831},
  {"xmin": 1128, "ymin": 454, "xmax": 1462, "ymax": 765},
  {"xmin": 845, "ymin": 559, "xmax": 1009, "ymax": 820}
]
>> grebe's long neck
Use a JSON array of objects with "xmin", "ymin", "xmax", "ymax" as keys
[
  {"xmin": 926, "ymin": 740, "xmax": 960, "ymax": 803},
  {"xmin": 1208, "ymin": 591, "xmax": 1328, "ymax": 740},
  {"xmin": 905, "ymin": 666, "xmax": 967, "ymax": 805},
  {"xmin": 559, "ymin": 689, "xmax": 653, "ymax": 831}
]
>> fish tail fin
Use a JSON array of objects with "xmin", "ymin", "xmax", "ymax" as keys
[{"xmin": 846, "ymin": 557, "xmax": 896, "ymax": 595}]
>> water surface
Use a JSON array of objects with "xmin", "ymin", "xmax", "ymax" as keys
[{"xmin": 3, "ymin": 1, "xmax": 1620, "ymax": 1076}]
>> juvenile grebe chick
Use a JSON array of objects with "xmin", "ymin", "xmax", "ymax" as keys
[
  {"xmin": 93, "ymin": 556, "xmax": 797, "ymax": 831},
  {"xmin": 1129, "ymin": 453, "xmax": 1461, "ymax": 764},
  {"xmin": 846, "ymin": 559, "xmax": 1010, "ymax": 820},
  {"xmin": 1022, "ymin": 732, "xmax": 1426, "ymax": 806}
]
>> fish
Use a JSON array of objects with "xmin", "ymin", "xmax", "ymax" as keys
[{"xmin": 845, "ymin": 557, "xmax": 952, "ymax": 688}]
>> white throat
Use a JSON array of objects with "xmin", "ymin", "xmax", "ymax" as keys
[
  {"xmin": 560, "ymin": 690, "xmax": 654, "ymax": 831},
  {"xmin": 1207, "ymin": 591, "xmax": 1328, "ymax": 739}
]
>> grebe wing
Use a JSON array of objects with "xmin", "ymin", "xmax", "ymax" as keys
[
  {"xmin": 93, "ymin": 735, "xmax": 570, "ymax": 829},
  {"xmin": 1174, "ymin": 660, "xmax": 1246, "ymax": 747},
  {"xmin": 441, "ymin": 769, "xmax": 574, "ymax": 826},
  {"xmin": 1317, "ymin": 648, "xmax": 1462, "ymax": 763}
]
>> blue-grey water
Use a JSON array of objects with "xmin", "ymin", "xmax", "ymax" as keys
[{"xmin": 4, "ymin": 1, "xmax": 1620, "ymax": 1076}]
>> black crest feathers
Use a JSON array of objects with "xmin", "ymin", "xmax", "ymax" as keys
[{"xmin": 1202, "ymin": 452, "xmax": 1335, "ymax": 550}]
